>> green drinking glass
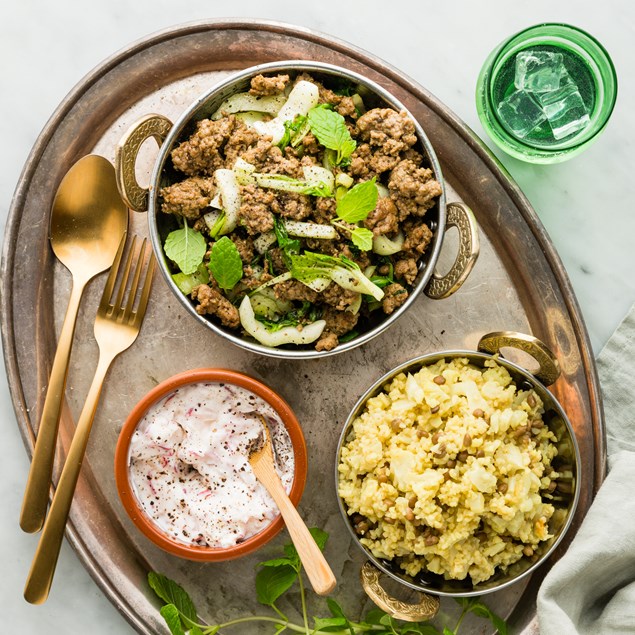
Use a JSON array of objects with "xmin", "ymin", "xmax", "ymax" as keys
[{"xmin": 476, "ymin": 23, "xmax": 617, "ymax": 163}]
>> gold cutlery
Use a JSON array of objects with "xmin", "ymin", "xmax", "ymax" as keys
[
  {"xmin": 24, "ymin": 234, "xmax": 155, "ymax": 604},
  {"xmin": 20, "ymin": 155, "xmax": 128, "ymax": 533},
  {"xmin": 249, "ymin": 413, "xmax": 336, "ymax": 596}
]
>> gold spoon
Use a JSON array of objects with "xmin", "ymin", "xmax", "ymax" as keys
[
  {"xmin": 19, "ymin": 155, "xmax": 128, "ymax": 534},
  {"xmin": 248, "ymin": 413, "xmax": 336, "ymax": 596}
]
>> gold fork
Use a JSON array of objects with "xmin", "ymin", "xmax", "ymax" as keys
[{"xmin": 24, "ymin": 233, "xmax": 155, "ymax": 604}]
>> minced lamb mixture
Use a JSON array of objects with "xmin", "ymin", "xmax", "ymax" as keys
[{"xmin": 160, "ymin": 72, "xmax": 442, "ymax": 351}]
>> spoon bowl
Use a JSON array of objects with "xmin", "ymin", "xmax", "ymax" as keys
[{"xmin": 20, "ymin": 154, "xmax": 128, "ymax": 533}]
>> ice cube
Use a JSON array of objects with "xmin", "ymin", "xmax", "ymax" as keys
[
  {"xmin": 515, "ymin": 50, "xmax": 566, "ymax": 93},
  {"xmin": 537, "ymin": 73, "xmax": 590, "ymax": 140},
  {"xmin": 496, "ymin": 90, "xmax": 546, "ymax": 138}
]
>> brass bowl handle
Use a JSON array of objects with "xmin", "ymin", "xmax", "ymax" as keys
[
  {"xmin": 360, "ymin": 562, "xmax": 439, "ymax": 622},
  {"xmin": 425, "ymin": 202, "xmax": 479, "ymax": 300},
  {"xmin": 115, "ymin": 114, "xmax": 173, "ymax": 212},
  {"xmin": 478, "ymin": 331, "xmax": 561, "ymax": 386}
]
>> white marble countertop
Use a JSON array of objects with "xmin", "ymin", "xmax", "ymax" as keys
[{"xmin": 2, "ymin": 1, "xmax": 633, "ymax": 633}]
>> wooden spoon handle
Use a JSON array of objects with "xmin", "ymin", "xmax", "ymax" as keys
[
  {"xmin": 20, "ymin": 278, "xmax": 86, "ymax": 533},
  {"xmin": 260, "ymin": 470, "xmax": 336, "ymax": 596}
]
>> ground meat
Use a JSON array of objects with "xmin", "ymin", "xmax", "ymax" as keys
[
  {"xmin": 336, "ymin": 96, "xmax": 358, "ymax": 119},
  {"xmin": 402, "ymin": 221, "xmax": 433, "ymax": 257},
  {"xmin": 224, "ymin": 122, "xmax": 261, "ymax": 166},
  {"xmin": 191, "ymin": 284, "xmax": 240, "ymax": 328},
  {"xmin": 171, "ymin": 117, "xmax": 238, "ymax": 176},
  {"xmin": 357, "ymin": 108, "xmax": 418, "ymax": 148},
  {"xmin": 315, "ymin": 332, "xmax": 339, "ymax": 352},
  {"xmin": 231, "ymin": 234, "xmax": 255, "ymax": 263},
  {"xmin": 241, "ymin": 266, "xmax": 272, "ymax": 290},
  {"xmin": 364, "ymin": 197, "xmax": 399, "ymax": 236},
  {"xmin": 241, "ymin": 137, "xmax": 276, "ymax": 170},
  {"xmin": 312, "ymin": 197, "xmax": 337, "ymax": 224},
  {"xmin": 349, "ymin": 143, "xmax": 373, "ymax": 179},
  {"xmin": 388, "ymin": 159, "xmax": 443, "ymax": 219},
  {"xmin": 321, "ymin": 282, "xmax": 359, "ymax": 311},
  {"xmin": 266, "ymin": 147, "xmax": 304, "ymax": 178},
  {"xmin": 273, "ymin": 280, "xmax": 319, "ymax": 304},
  {"xmin": 394, "ymin": 258, "xmax": 419, "ymax": 285},
  {"xmin": 300, "ymin": 132, "xmax": 321, "ymax": 156},
  {"xmin": 266, "ymin": 248, "xmax": 288, "ymax": 275},
  {"xmin": 160, "ymin": 177, "xmax": 215, "ymax": 220},
  {"xmin": 355, "ymin": 109, "xmax": 418, "ymax": 174},
  {"xmin": 238, "ymin": 185, "xmax": 275, "ymax": 235},
  {"xmin": 271, "ymin": 192, "xmax": 313, "ymax": 220},
  {"xmin": 322, "ymin": 307, "xmax": 359, "ymax": 335},
  {"xmin": 249, "ymin": 74, "xmax": 290, "ymax": 96},
  {"xmin": 382, "ymin": 283, "xmax": 408, "ymax": 314}
]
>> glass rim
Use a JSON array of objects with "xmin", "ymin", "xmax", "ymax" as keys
[{"xmin": 483, "ymin": 22, "xmax": 618, "ymax": 155}]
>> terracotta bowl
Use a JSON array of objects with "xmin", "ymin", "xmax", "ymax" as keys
[{"xmin": 114, "ymin": 368, "xmax": 307, "ymax": 561}]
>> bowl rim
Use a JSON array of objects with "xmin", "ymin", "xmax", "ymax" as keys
[
  {"xmin": 146, "ymin": 59, "xmax": 447, "ymax": 359},
  {"xmin": 114, "ymin": 368, "xmax": 308, "ymax": 561},
  {"xmin": 334, "ymin": 348, "xmax": 582, "ymax": 596}
]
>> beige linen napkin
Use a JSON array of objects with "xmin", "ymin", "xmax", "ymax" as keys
[{"xmin": 537, "ymin": 304, "xmax": 635, "ymax": 634}]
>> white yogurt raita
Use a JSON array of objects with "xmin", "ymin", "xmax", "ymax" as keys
[{"xmin": 128, "ymin": 382, "xmax": 294, "ymax": 548}]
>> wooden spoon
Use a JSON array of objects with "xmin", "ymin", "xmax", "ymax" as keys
[
  {"xmin": 248, "ymin": 413, "xmax": 336, "ymax": 596},
  {"xmin": 19, "ymin": 155, "xmax": 128, "ymax": 533}
]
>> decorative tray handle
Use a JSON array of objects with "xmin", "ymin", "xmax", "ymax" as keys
[
  {"xmin": 478, "ymin": 330, "xmax": 561, "ymax": 386},
  {"xmin": 425, "ymin": 202, "xmax": 479, "ymax": 300},
  {"xmin": 360, "ymin": 562, "xmax": 439, "ymax": 622},
  {"xmin": 115, "ymin": 114, "xmax": 173, "ymax": 212}
]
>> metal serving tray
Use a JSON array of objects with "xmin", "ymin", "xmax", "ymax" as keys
[{"xmin": 1, "ymin": 19, "xmax": 604, "ymax": 635}]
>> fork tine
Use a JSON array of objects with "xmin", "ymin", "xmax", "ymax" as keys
[
  {"xmin": 122, "ymin": 239, "xmax": 148, "ymax": 322},
  {"xmin": 99, "ymin": 231, "xmax": 128, "ymax": 311},
  {"xmin": 113, "ymin": 235, "xmax": 138, "ymax": 316},
  {"xmin": 132, "ymin": 252, "xmax": 156, "ymax": 327}
]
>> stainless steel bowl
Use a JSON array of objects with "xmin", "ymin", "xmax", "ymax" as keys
[
  {"xmin": 115, "ymin": 61, "xmax": 479, "ymax": 359},
  {"xmin": 335, "ymin": 332, "xmax": 581, "ymax": 619}
]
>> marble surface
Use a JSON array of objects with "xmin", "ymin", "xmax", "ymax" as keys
[{"xmin": 1, "ymin": 0, "xmax": 633, "ymax": 633}]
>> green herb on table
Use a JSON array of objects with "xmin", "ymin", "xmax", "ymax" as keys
[
  {"xmin": 149, "ymin": 529, "xmax": 508, "ymax": 635},
  {"xmin": 307, "ymin": 104, "xmax": 357, "ymax": 165},
  {"xmin": 208, "ymin": 236, "xmax": 243, "ymax": 291},
  {"xmin": 164, "ymin": 221, "xmax": 207, "ymax": 275}
]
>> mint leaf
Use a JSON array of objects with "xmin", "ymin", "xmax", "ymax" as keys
[
  {"xmin": 336, "ymin": 178, "xmax": 378, "ymax": 223},
  {"xmin": 209, "ymin": 236, "xmax": 243, "ymax": 290},
  {"xmin": 307, "ymin": 105, "xmax": 356, "ymax": 164},
  {"xmin": 313, "ymin": 616, "xmax": 349, "ymax": 631},
  {"xmin": 350, "ymin": 227, "xmax": 373, "ymax": 251},
  {"xmin": 255, "ymin": 564, "xmax": 298, "ymax": 606},
  {"xmin": 258, "ymin": 556, "xmax": 296, "ymax": 568},
  {"xmin": 309, "ymin": 527, "xmax": 329, "ymax": 551},
  {"xmin": 159, "ymin": 605, "xmax": 185, "ymax": 635},
  {"xmin": 148, "ymin": 573, "xmax": 198, "ymax": 624},
  {"xmin": 164, "ymin": 223, "xmax": 207, "ymax": 275}
]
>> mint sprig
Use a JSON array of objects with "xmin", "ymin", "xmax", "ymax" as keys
[
  {"xmin": 308, "ymin": 104, "xmax": 356, "ymax": 164},
  {"xmin": 163, "ymin": 222, "xmax": 207, "ymax": 275},
  {"xmin": 149, "ymin": 529, "xmax": 509, "ymax": 635},
  {"xmin": 208, "ymin": 236, "xmax": 243, "ymax": 290},
  {"xmin": 336, "ymin": 177, "xmax": 378, "ymax": 223}
]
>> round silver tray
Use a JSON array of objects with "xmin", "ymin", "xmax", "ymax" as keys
[{"xmin": 1, "ymin": 19, "xmax": 605, "ymax": 635}]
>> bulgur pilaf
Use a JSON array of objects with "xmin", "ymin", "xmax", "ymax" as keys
[{"xmin": 337, "ymin": 357, "xmax": 560, "ymax": 584}]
